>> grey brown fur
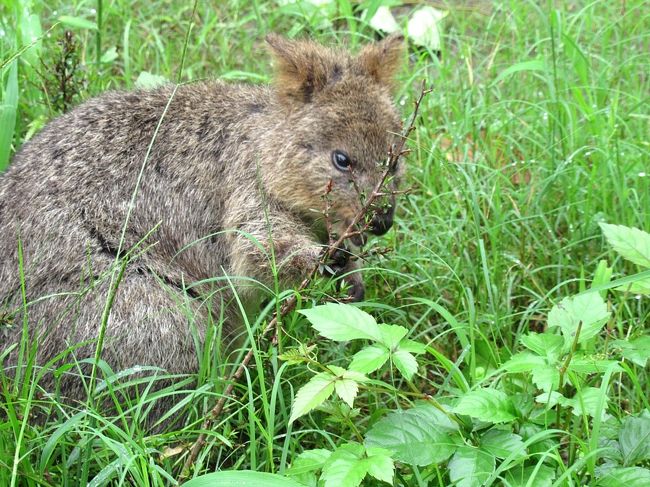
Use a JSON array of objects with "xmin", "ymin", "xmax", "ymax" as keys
[{"xmin": 0, "ymin": 34, "xmax": 404, "ymax": 412}]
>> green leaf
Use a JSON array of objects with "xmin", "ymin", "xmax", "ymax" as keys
[
  {"xmin": 58, "ymin": 15, "xmax": 98, "ymax": 30},
  {"xmin": 349, "ymin": 344, "xmax": 390, "ymax": 374},
  {"xmin": 614, "ymin": 337, "xmax": 650, "ymax": 367},
  {"xmin": 480, "ymin": 429, "xmax": 526, "ymax": 460},
  {"xmin": 535, "ymin": 390, "xmax": 566, "ymax": 408},
  {"xmin": 502, "ymin": 352, "xmax": 546, "ymax": 372},
  {"xmin": 378, "ymin": 323, "xmax": 408, "ymax": 348},
  {"xmin": 548, "ymin": 292, "xmax": 610, "ymax": 346},
  {"xmin": 135, "ymin": 71, "xmax": 168, "ymax": 90},
  {"xmin": 493, "ymin": 59, "xmax": 546, "ymax": 85},
  {"xmin": 453, "ymin": 389, "xmax": 517, "ymax": 423},
  {"xmin": 619, "ymin": 415, "xmax": 650, "ymax": 466},
  {"xmin": 615, "ymin": 277, "xmax": 650, "ymax": 295},
  {"xmin": 600, "ymin": 223, "xmax": 650, "ymax": 268},
  {"xmin": 299, "ymin": 304, "xmax": 382, "ymax": 342},
  {"xmin": 334, "ymin": 378, "xmax": 358, "ymax": 408},
  {"xmin": 448, "ymin": 446, "xmax": 495, "ymax": 487},
  {"xmin": 101, "ymin": 46, "xmax": 118, "ymax": 64},
  {"xmin": 568, "ymin": 356, "xmax": 623, "ymax": 374},
  {"xmin": 286, "ymin": 449, "xmax": 332, "ymax": 476},
  {"xmin": 596, "ymin": 467, "xmax": 650, "ymax": 487},
  {"xmin": 321, "ymin": 443, "xmax": 368, "ymax": 487},
  {"xmin": 504, "ymin": 464, "xmax": 556, "ymax": 487},
  {"xmin": 398, "ymin": 338, "xmax": 427, "ymax": 354},
  {"xmin": 392, "ymin": 350, "xmax": 418, "ymax": 380},
  {"xmin": 365, "ymin": 447, "xmax": 394, "ymax": 484},
  {"xmin": 182, "ymin": 471, "xmax": 307, "ymax": 487},
  {"xmin": 290, "ymin": 372, "xmax": 336, "ymax": 423},
  {"xmin": 565, "ymin": 387, "xmax": 608, "ymax": 420},
  {"xmin": 365, "ymin": 403, "xmax": 459, "ymax": 466},
  {"xmin": 531, "ymin": 364, "xmax": 560, "ymax": 392},
  {"xmin": 0, "ymin": 60, "xmax": 18, "ymax": 170},
  {"xmin": 520, "ymin": 332, "xmax": 564, "ymax": 362}
]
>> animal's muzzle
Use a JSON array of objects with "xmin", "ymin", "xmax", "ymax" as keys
[{"xmin": 369, "ymin": 202, "xmax": 395, "ymax": 236}]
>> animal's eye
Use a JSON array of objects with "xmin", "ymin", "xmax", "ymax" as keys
[{"xmin": 331, "ymin": 150, "xmax": 352, "ymax": 172}]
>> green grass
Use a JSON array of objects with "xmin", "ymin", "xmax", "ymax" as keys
[{"xmin": 1, "ymin": 0, "xmax": 650, "ymax": 485}]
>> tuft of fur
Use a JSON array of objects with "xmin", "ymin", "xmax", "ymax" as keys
[{"xmin": 0, "ymin": 34, "xmax": 405, "ymax": 418}]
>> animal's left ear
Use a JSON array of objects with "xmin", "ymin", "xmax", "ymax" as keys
[{"xmin": 355, "ymin": 33, "xmax": 406, "ymax": 89}]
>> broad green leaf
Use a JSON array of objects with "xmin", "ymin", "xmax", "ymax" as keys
[
  {"xmin": 365, "ymin": 447, "xmax": 394, "ymax": 484},
  {"xmin": 321, "ymin": 443, "xmax": 368, "ymax": 487},
  {"xmin": 595, "ymin": 467, "xmax": 650, "ymax": 487},
  {"xmin": 535, "ymin": 391, "xmax": 565, "ymax": 408},
  {"xmin": 135, "ymin": 71, "xmax": 168, "ymax": 90},
  {"xmin": 286, "ymin": 449, "xmax": 332, "ymax": 476},
  {"xmin": 565, "ymin": 387, "xmax": 608, "ymax": 420},
  {"xmin": 392, "ymin": 350, "xmax": 418, "ymax": 380},
  {"xmin": 502, "ymin": 352, "xmax": 546, "ymax": 372},
  {"xmin": 58, "ymin": 15, "xmax": 98, "ymax": 30},
  {"xmin": 365, "ymin": 403, "xmax": 459, "ymax": 466},
  {"xmin": 453, "ymin": 389, "xmax": 517, "ymax": 423},
  {"xmin": 378, "ymin": 323, "xmax": 408, "ymax": 348},
  {"xmin": 619, "ymin": 415, "xmax": 650, "ymax": 466},
  {"xmin": 547, "ymin": 292, "xmax": 610, "ymax": 346},
  {"xmin": 531, "ymin": 364, "xmax": 560, "ymax": 392},
  {"xmin": 290, "ymin": 372, "xmax": 336, "ymax": 423},
  {"xmin": 600, "ymin": 223, "xmax": 650, "ymax": 268},
  {"xmin": 299, "ymin": 304, "xmax": 382, "ymax": 342},
  {"xmin": 182, "ymin": 471, "xmax": 307, "ymax": 487},
  {"xmin": 568, "ymin": 356, "xmax": 622, "ymax": 374},
  {"xmin": 334, "ymin": 378, "xmax": 358, "ymax": 408},
  {"xmin": 480, "ymin": 429, "xmax": 526, "ymax": 460},
  {"xmin": 448, "ymin": 446, "xmax": 495, "ymax": 487},
  {"xmin": 349, "ymin": 344, "xmax": 389, "ymax": 374},
  {"xmin": 616, "ymin": 278, "xmax": 650, "ymax": 295},
  {"xmin": 399, "ymin": 338, "xmax": 427, "ymax": 354},
  {"xmin": 504, "ymin": 464, "xmax": 556, "ymax": 487},
  {"xmin": 520, "ymin": 332, "xmax": 564, "ymax": 362},
  {"xmin": 614, "ymin": 337, "xmax": 650, "ymax": 367}
]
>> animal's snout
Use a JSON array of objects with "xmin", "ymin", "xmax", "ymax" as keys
[{"xmin": 369, "ymin": 203, "xmax": 395, "ymax": 236}]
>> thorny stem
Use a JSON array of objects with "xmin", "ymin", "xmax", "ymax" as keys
[{"xmin": 179, "ymin": 83, "xmax": 431, "ymax": 480}]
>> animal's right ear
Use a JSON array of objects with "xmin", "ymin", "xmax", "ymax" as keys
[{"xmin": 266, "ymin": 34, "xmax": 332, "ymax": 105}]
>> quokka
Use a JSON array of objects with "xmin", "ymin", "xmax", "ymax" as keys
[{"xmin": 0, "ymin": 33, "xmax": 406, "ymax": 413}]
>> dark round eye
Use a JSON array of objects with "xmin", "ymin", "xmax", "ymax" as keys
[{"xmin": 331, "ymin": 150, "xmax": 352, "ymax": 172}]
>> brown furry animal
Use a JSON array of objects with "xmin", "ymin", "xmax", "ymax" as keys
[{"xmin": 0, "ymin": 34, "xmax": 405, "ymax": 414}]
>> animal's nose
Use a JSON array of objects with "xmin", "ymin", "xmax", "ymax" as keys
[{"xmin": 369, "ymin": 204, "xmax": 395, "ymax": 236}]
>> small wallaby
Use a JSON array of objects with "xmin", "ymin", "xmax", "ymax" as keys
[{"xmin": 0, "ymin": 34, "xmax": 405, "ymax": 414}]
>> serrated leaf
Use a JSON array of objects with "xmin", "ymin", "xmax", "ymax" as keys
[
  {"xmin": 365, "ymin": 403, "xmax": 459, "ymax": 466},
  {"xmin": 619, "ymin": 415, "xmax": 650, "ymax": 466},
  {"xmin": 502, "ymin": 352, "xmax": 546, "ymax": 372},
  {"xmin": 532, "ymin": 364, "xmax": 560, "ymax": 392},
  {"xmin": 58, "ymin": 15, "xmax": 97, "ymax": 30},
  {"xmin": 600, "ymin": 223, "xmax": 650, "ymax": 268},
  {"xmin": 392, "ymin": 350, "xmax": 418, "ymax": 380},
  {"xmin": 299, "ymin": 304, "xmax": 382, "ymax": 342},
  {"xmin": 568, "ymin": 356, "xmax": 623, "ymax": 374},
  {"xmin": 290, "ymin": 372, "xmax": 336, "ymax": 423},
  {"xmin": 535, "ymin": 390, "xmax": 566, "ymax": 408},
  {"xmin": 448, "ymin": 446, "xmax": 495, "ymax": 487},
  {"xmin": 365, "ymin": 447, "xmax": 394, "ymax": 484},
  {"xmin": 504, "ymin": 464, "xmax": 556, "ymax": 487},
  {"xmin": 453, "ymin": 389, "xmax": 517, "ymax": 423},
  {"xmin": 182, "ymin": 471, "xmax": 307, "ymax": 487},
  {"xmin": 615, "ymin": 277, "xmax": 650, "ymax": 295},
  {"xmin": 398, "ymin": 339, "xmax": 427, "ymax": 354},
  {"xmin": 378, "ymin": 323, "xmax": 408, "ymax": 348},
  {"xmin": 321, "ymin": 443, "xmax": 368, "ymax": 487},
  {"xmin": 349, "ymin": 344, "xmax": 390, "ymax": 374},
  {"xmin": 520, "ymin": 332, "xmax": 564, "ymax": 362},
  {"xmin": 614, "ymin": 337, "xmax": 650, "ymax": 367},
  {"xmin": 334, "ymin": 378, "xmax": 358, "ymax": 408},
  {"xmin": 596, "ymin": 467, "xmax": 650, "ymax": 486},
  {"xmin": 548, "ymin": 292, "xmax": 610, "ymax": 346},
  {"xmin": 480, "ymin": 429, "xmax": 526, "ymax": 460},
  {"xmin": 565, "ymin": 387, "xmax": 608, "ymax": 420},
  {"xmin": 287, "ymin": 449, "xmax": 332, "ymax": 476}
]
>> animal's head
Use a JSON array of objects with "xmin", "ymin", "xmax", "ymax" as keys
[{"xmin": 263, "ymin": 33, "xmax": 405, "ymax": 244}]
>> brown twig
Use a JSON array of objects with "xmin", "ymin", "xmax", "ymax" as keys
[{"xmin": 178, "ymin": 82, "xmax": 430, "ymax": 480}]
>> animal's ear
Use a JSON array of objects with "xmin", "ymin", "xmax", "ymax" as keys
[
  {"xmin": 355, "ymin": 33, "xmax": 406, "ymax": 89},
  {"xmin": 266, "ymin": 34, "xmax": 335, "ymax": 104}
]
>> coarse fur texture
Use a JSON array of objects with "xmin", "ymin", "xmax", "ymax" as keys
[{"xmin": 0, "ymin": 34, "xmax": 405, "ymax": 417}]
